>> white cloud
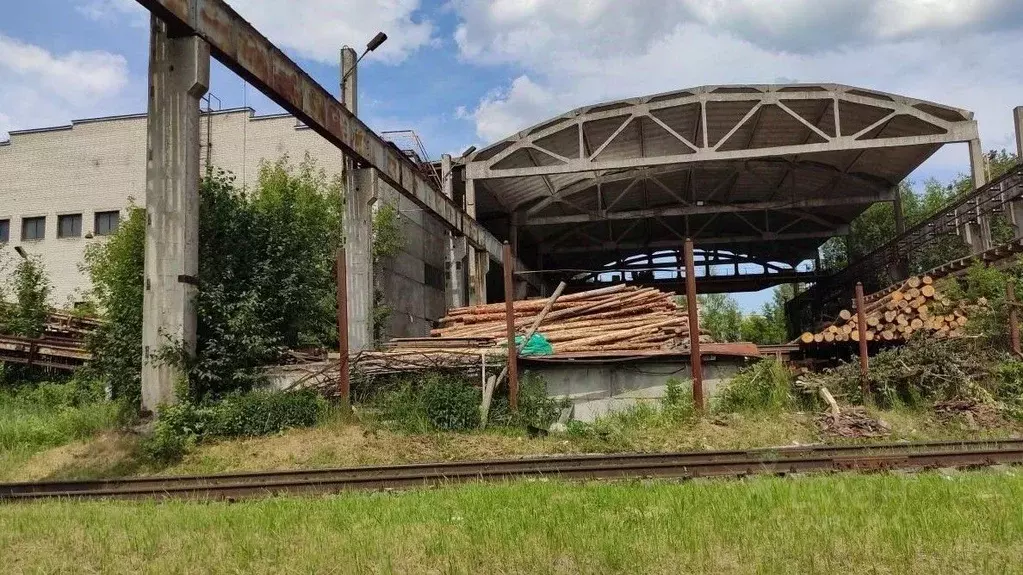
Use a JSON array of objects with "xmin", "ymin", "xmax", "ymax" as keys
[
  {"xmin": 76, "ymin": 0, "xmax": 147, "ymax": 27},
  {"xmin": 0, "ymin": 34, "xmax": 133, "ymax": 140},
  {"xmin": 226, "ymin": 0, "xmax": 435, "ymax": 64},
  {"xmin": 453, "ymin": 1, "xmax": 1023, "ymax": 176}
]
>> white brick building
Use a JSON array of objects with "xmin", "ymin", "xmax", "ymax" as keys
[
  {"xmin": 0, "ymin": 108, "xmax": 448, "ymax": 337},
  {"xmin": 0, "ymin": 108, "xmax": 344, "ymax": 306}
]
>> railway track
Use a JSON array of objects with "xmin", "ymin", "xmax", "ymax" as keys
[{"xmin": 3, "ymin": 438, "xmax": 1022, "ymax": 502}]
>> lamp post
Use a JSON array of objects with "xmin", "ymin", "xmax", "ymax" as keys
[{"xmin": 340, "ymin": 32, "xmax": 387, "ymax": 115}]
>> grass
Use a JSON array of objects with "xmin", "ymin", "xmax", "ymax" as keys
[
  {"xmin": 6, "ymin": 402, "xmax": 1021, "ymax": 483},
  {"xmin": 0, "ymin": 391, "xmax": 120, "ymax": 474},
  {"xmin": 2, "ymin": 470, "xmax": 1023, "ymax": 573}
]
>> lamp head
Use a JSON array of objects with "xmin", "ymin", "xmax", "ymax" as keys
[{"xmin": 366, "ymin": 32, "xmax": 388, "ymax": 52}]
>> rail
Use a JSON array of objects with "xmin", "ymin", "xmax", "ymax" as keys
[{"xmin": 4, "ymin": 439, "xmax": 1022, "ymax": 501}]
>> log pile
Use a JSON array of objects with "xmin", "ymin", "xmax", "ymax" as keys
[
  {"xmin": 799, "ymin": 275, "xmax": 986, "ymax": 346},
  {"xmin": 432, "ymin": 284, "xmax": 709, "ymax": 354}
]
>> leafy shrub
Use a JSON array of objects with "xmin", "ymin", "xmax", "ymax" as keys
[
  {"xmin": 489, "ymin": 372, "xmax": 569, "ymax": 430},
  {"xmin": 713, "ymin": 360, "xmax": 793, "ymax": 413},
  {"xmin": 141, "ymin": 389, "xmax": 326, "ymax": 462},
  {"xmin": 995, "ymin": 361, "xmax": 1023, "ymax": 405},
  {"xmin": 5, "ymin": 255, "xmax": 52, "ymax": 338},
  {"xmin": 421, "ymin": 374, "xmax": 480, "ymax": 431}
]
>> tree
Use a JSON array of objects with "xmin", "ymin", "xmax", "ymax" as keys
[{"xmin": 696, "ymin": 293, "xmax": 742, "ymax": 342}]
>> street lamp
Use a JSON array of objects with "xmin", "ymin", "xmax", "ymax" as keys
[{"xmin": 341, "ymin": 32, "xmax": 388, "ymax": 84}]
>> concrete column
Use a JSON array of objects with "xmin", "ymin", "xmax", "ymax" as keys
[
  {"xmin": 340, "ymin": 47, "xmax": 358, "ymax": 116},
  {"xmin": 1014, "ymin": 107, "xmax": 1023, "ymax": 160},
  {"xmin": 466, "ymin": 178, "xmax": 486, "ymax": 304},
  {"xmin": 441, "ymin": 154, "xmax": 465, "ymax": 308},
  {"xmin": 141, "ymin": 19, "xmax": 210, "ymax": 413},
  {"xmin": 969, "ymin": 138, "xmax": 989, "ymax": 190},
  {"xmin": 891, "ymin": 187, "xmax": 909, "ymax": 280},
  {"xmin": 346, "ymin": 168, "xmax": 376, "ymax": 352}
]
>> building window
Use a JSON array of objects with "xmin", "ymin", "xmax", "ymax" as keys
[
  {"xmin": 58, "ymin": 214, "xmax": 83, "ymax": 238},
  {"xmin": 22, "ymin": 216, "xmax": 45, "ymax": 241},
  {"xmin": 95, "ymin": 211, "xmax": 121, "ymax": 236},
  {"xmin": 0, "ymin": 219, "xmax": 8, "ymax": 243}
]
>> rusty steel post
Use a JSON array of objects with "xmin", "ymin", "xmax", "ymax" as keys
[
  {"xmin": 336, "ymin": 247, "xmax": 350, "ymax": 409},
  {"xmin": 1008, "ymin": 281, "xmax": 1021, "ymax": 356},
  {"xmin": 855, "ymin": 282, "xmax": 869, "ymax": 396},
  {"xmin": 683, "ymin": 238, "xmax": 704, "ymax": 411},
  {"xmin": 503, "ymin": 242, "xmax": 519, "ymax": 412}
]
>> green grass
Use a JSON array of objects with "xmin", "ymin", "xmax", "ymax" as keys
[
  {"xmin": 0, "ymin": 392, "xmax": 120, "ymax": 473},
  {"xmin": 2, "ymin": 471, "xmax": 1022, "ymax": 573}
]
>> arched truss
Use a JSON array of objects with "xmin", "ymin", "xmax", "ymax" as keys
[
  {"xmin": 567, "ymin": 249, "xmax": 819, "ymax": 294},
  {"xmin": 464, "ymin": 84, "xmax": 979, "ymax": 280}
]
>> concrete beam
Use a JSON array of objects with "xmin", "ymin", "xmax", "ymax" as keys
[
  {"xmin": 141, "ymin": 20, "xmax": 209, "ymax": 413},
  {"xmin": 441, "ymin": 154, "xmax": 465, "ymax": 308},
  {"xmin": 135, "ymin": 0, "xmax": 505, "ymax": 263},
  {"xmin": 524, "ymin": 193, "xmax": 893, "ymax": 226}
]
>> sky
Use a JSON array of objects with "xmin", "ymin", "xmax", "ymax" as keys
[{"xmin": 2, "ymin": 0, "xmax": 1022, "ymax": 312}]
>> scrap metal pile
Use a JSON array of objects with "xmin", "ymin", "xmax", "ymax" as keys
[
  {"xmin": 799, "ymin": 275, "xmax": 986, "ymax": 346},
  {"xmin": 0, "ymin": 309, "xmax": 99, "ymax": 371}
]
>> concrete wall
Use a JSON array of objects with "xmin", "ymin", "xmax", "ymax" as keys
[
  {"xmin": 0, "ymin": 109, "xmax": 343, "ymax": 305},
  {"xmin": 375, "ymin": 179, "xmax": 449, "ymax": 338},
  {"xmin": 524, "ymin": 356, "xmax": 750, "ymax": 422}
]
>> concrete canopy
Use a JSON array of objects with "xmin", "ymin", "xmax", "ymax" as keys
[{"xmin": 464, "ymin": 84, "xmax": 979, "ymax": 290}]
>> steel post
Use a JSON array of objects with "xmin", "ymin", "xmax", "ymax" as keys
[
  {"xmin": 684, "ymin": 238, "xmax": 704, "ymax": 411},
  {"xmin": 503, "ymin": 242, "xmax": 519, "ymax": 412}
]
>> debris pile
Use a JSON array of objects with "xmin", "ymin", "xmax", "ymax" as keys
[
  {"xmin": 799, "ymin": 275, "xmax": 988, "ymax": 346},
  {"xmin": 817, "ymin": 407, "xmax": 891, "ymax": 438},
  {"xmin": 933, "ymin": 399, "xmax": 1004, "ymax": 429},
  {"xmin": 433, "ymin": 284, "xmax": 708, "ymax": 353}
]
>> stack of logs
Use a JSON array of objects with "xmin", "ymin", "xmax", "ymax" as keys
[
  {"xmin": 799, "ymin": 275, "xmax": 984, "ymax": 345},
  {"xmin": 433, "ymin": 284, "xmax": 709, "ymax": 353}
]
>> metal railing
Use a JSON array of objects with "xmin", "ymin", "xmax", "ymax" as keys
[{"xmin": 787, "ymin": 164, "xmax": 1023, "ymax": 333}]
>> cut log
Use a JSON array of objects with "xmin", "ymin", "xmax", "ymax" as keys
[
  {"xmin": 921, "ymin": 285, "xmax": 935, "ymax": 298},
  {"xmin": 800, "ymin": 332, "xmax": 815, "ymax": 344}
]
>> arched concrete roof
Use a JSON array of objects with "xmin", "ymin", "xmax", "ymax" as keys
[{"xmin": 464, "ymin": 83, "xmax": 978, "ymax": 278}]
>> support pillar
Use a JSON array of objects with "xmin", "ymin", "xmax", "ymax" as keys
[
  {"xmin": 142, "ymin": 19, "xmax": 210, "ymax": 413},
  {"xmin": 964, "ymin": 138, "xmax": 992, "ymax": 254},
  {"xmin": 466, "ymin": 178, "xmax": 487, "ymax": 304},
  {"xmin": 1014, "ymin": 107, "xmax": 1023, "ymax": 161},
  {"xmin": 890, "ymin": 187, "xmax": 909, "ymax": 280},
  {"xmin": 441, "ymin": 154, "xmax": 465, "ymax": 308},
  {"xmin": 683, "ymin": 238, "xmax": 704, "ymax": 412},
  {"xmin": 969, "ymin": 138, "xmax": 989, "ymax": 189},
  {"xmin": 346, "ymin": 168, "xmax": 376, "ymax": 352}
]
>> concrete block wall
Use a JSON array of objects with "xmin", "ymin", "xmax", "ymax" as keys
[{"xmin": 375, "ymin": 179, "xmax": 449, "ymax": 338}]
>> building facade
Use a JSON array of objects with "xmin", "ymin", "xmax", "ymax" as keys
[{"xmin": 0, "ymin": 108, "xmax": 446, "ymax": 337}]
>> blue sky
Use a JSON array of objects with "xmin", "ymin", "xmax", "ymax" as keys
[{"xmin": 3, "ymin": 0, "xmax": 1023, "ymax": 312}]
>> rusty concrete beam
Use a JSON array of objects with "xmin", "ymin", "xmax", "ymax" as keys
[{"xmin": 134, "ymin": 0, "xmax": 505, "ymax": 263}]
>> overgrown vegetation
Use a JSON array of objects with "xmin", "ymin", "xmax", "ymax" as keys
[
  {"xmin": 0, "ymin": 378, "xmax": 119, "ymax": 469},
  {"xmin": 694, "ymin": 286, "xmax": 795, "ymax": 345},
  {"xmin": 374, "ymin": 371, "xmax": 567, "ymax": 433},
  {"xmin": 85, "ymin": 156, "xmax": 343, "ymax": 405},
  {"xmin": 1, "ymin": 255, "xmax": 52, "ymax": 339},
  {"xmin": 143, "ymin": 389, "xmax": 327, "ymax": 462},
  {"xmin": 713, "ymin": 360, "xmax": 794, "ymax": 413}
]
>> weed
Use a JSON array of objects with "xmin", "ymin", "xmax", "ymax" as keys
[
  {"xmin": 663, "ymin": 377, "xmax": 696, "ymax": 422},
  {"xmin": 713, "ymin": 360, "xmax": 793, "ymax": 413}
]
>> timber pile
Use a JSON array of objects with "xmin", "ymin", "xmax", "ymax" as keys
[
  {"xmin": 799, "ymin": 275, "xmax": 987, "ymax": 346},
  {"xmin": 432, "ymin": 284, "xmax": 710, "ymax": 354},
  {"xmin": 0, "ymin": 308, "xmax": 100, "ymax": 370}
]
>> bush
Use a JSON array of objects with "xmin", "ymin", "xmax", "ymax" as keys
[
  {"xmin": 995, "ymin": 361, "xmax": 1023, "ymax": 405},
  {"xmin": 141, "ymin": 389, "xmax": 326, "ymax": 463},
  {"xmin": 421, "ymin": 374, "xmax": 480, "ymax": 431},
  {"xmin": 713, "ymin": 360, "xmax": 793, "ymax": 413}
]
